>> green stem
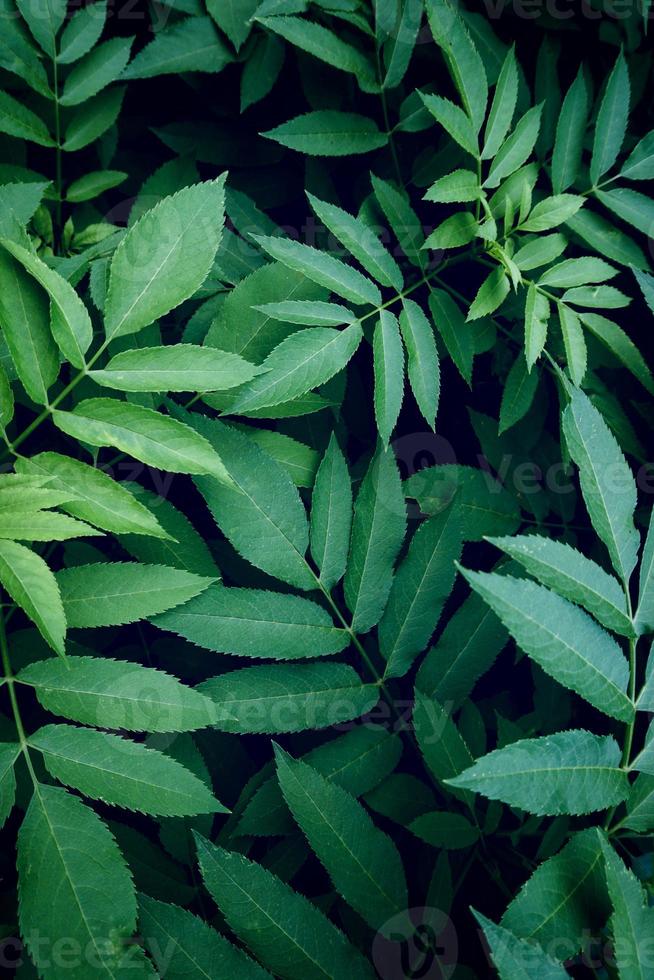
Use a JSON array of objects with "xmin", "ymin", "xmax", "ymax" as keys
[
  {"xmin": 0, "ymin": 611, "xmax": 38, "ymax": 785},
  {"xmin": 53, "ymin": 53, "xmax": 63, "ymax": 241}
]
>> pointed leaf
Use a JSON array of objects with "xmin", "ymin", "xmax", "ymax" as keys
[
  {"xmin": 373, "ymin": 310, "xmax": 404, "ymax": 446},
  {"xmin": 310, "ymin": 434, "xmax": 352, "ymax": 590},
  {"xmin": 590, "ymin": 51, "xmax": 630, "ymax": 186},
  {"xmin": 0, "ymin": 540, "xmax": 65, "ymax": 655},
  {"xmin": 399, "ymin": 298, "xmax": 440, "ymax": 428}
]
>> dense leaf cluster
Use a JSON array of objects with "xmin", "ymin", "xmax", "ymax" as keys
[{"xmin": 0, "ymin": 0, "xmax": 653, "ymax": 977}]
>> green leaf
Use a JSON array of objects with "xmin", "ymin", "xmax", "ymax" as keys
[
  {"xmin": 18, "ymin": 785, "xmax": 150, "ymax": 979},
  {"xmin": 424, "ymin": 168, "xmax": 481, "ymax": 204},
  {"xmin": 538, "ymin": 256, "xmax": 616, "ymax": 289},
  {"xmin": 552, "ymin": 68, "xmax": 588, "ymax": 193},
  {"xmin": 399, "ymin": 298, "xmax": 440, "ymax": 428},
  {"xmin": 60, "ymin": 37, "xmax": 133, "ymax": 106},
  {"xmin": 621, "ymin": 130, "xmax": 654, "ymax": 180},
  {"xmin": 53, "ymin": 399, "xmax": 232, "ymax": 485},
  {"xmin": 382, "ymin": 0, "xmax": 422, "ymax": 89},
  {"xmin": 428, "ymin": 287, "xmax": 474, "ymax": 384},
  {"xmin": 420, "ymin": 92, "xmax": 478, "ymax": 157},
  {"xmin": 484, "ymin": 104, "xmax": 543, "ymax": 188},
  {"xmin": 501, "ymin": 828, "xmax": 609, "ymax": 952},
  {"xmin": 344, "ymin": 448, "xmax": 406, "ymax": 633},
  {"xmin": 17, "ymin": 656, "xmax": 218, "ymax": 733},
  {"xmin": 499, "ymin": 353, "xmax": 539, "ymax": 432},
  {"xmin": 57, "ymin": 0, "xmax": 107, "ymax": 64},
  {"xmin": 253, "ymin": 299, "xmax": 355, "ymax": 327},
  {"xmin": 601, "ymin": 838, "xmax": 654, "ymax": 980},
  {"xmin": 520, "ymin": 194, "xmax": 584, "ymax": 232},
  {"xmin": 30, "ymin": 724, "xmax": 224, "ymax": 816},
  {"xmin": 307, "ymin": 192, "xmax": 403, "ymax": 290},
  {"xmin": 253, "ymin": 233, "xmax": 381, "ymax": 306},
  {"xmin": 566, "ymin": 209, "xmax": 648, "ymax": 269},
  {"xmin": 635, "ymin": 508, "xmax": 654, "ymax": 634},
  {"xmin": 425, "ymin": 0, "xmax": 488, "ymax": 133},
  {"xmin": 371, "ymin": 173, "xmax": 424, "ymax": 266},
  {"xmin": 467, "ymin": 267, "xmax": 510, "ymax": 320},
  {"xmin": 404, "ymin": 464, "xmax": 520, "ymax": 540},
  {"xmin": 104, "ymin": 178, "xmax": 226, "ymax": 341},
  {"xmin": 243, "ymin": 428, "xmax": 318, "ymax": 487},
  {"xmin": 123, "ymin": 17, "xmax": 231, "ymax": 79},
  {"xmin": 0, "ymin": 540, "xmax": 65, "ymax": 655},
  {"xmin": 229, "ymin": 323, "xmax": 362, "ymax": 415},
  {"xmin": 590, "ymin": 50, "xmax": 630, "ymax": 186},
  {"xmin": 562, "ymin": 387, "xmax": 639, "ymax": 583},
  {"xmin": 91, "ymin": 344, "xmax": 260, "ymax": 392},
  {"xmin": 57, "ymin": 562, "xmax": 215, "ymax": 628},
  {"xmin": 0, "ymin": 510, "xmax": 99, "ymax": 541},
  {"xmin": 153, "ymin": 586, "xmax": 348, "ymax": 659},
  {"xmin": 63, "ymin": 85, "xmax": 126, "ymax": 152},
  {"xmin": 1, "ymin": 238, "xmax": 93, "ymax": 369},
  {"xmin": 15, "ymin": 0, "xmax": 66, "ymax": 55},
  {"xmin": 0, "ymin": 250, "xmax": 59, "ymax": 404},
  {"xmin": 241, "ymin": 33, "xmax": 284, "ymax": 111},
  {"xmin": 66, "ymin": 169, "xmax": 127, "ymax": 203},
  {"xmin": 182, "ymin": 413, "xmax": 316, "ymax": 591},
  {"xmin": 514, "ymin": 233, "xmax": 567, "ymax": 272},
  {"xmin": 413, "ymin": 692, "xmax": 474, "ymax": 791},
  {"xmin": 138, "ymin": 895, "xmax": 272, "ymax": 980},
  {"xmin": 379, "ymin": 510, "xmax": 462, "ymax": 679},
  {"xmin": 310, "ymin": 434, "xmax": 352, "ymax": 590},
  {"xmin": 258, "ymin": 15, "xmax": 376, "ymax": 91},
  {"xmin": 482, "ymin": 44, "xmax": 518, "ymax": 160},
  {"xmin": 489, "ymin": 534, "xmax": 633, "ymax": 636},
  {"xmin": 195, "ymin": 836, "xmax": 374, "ymax": 980},
  {"xmin": 262, "ymin": 110, "xmax": 387, "ymax": 155},
  {"xmin": 200, "ymin": 662, "xmax": 378, "ymax": 733},
  {"xmin": 207, "ymin": 0, "xmax": 257, "ymax": 50},
  {"xmin": 410, "ymin": 811, "xmax": 479, "ymax": 849},
  {"xmin": 15, "ymin": 452, "xmax": 167, "ymax": 539},
  {"xmin": 595, "ymin": 187, "xmax": 654, "ymax": 236},
  {"xmin": 558, "ymin": 302, "xmax": 586, "ymax": 386},
  {"xmin": 448, "ymin": 730, "xmax": 628, "ymax": 815},
  {"xmin": 623, "ymin": 775, "xmax": 654, "ymax": 833},
  {"xmin": 275, "ymin": 747, "xmax": 408, "ymax": 930},
  {"xmin": 579, "ymin": 312, "xmax": 654, "ymax": 395},
  {"xmin": 473, "ymin": 911, "xmax": 570, "ymax": 979},
  {"xmin": 0, "ymin": 90, "xmax": 54, "ymax": 146},
  {"xmin": 423, "ymin": 212, "xmax": 478, "ymax": 251},
  {"xmin": 417, "ymin": 591, "xmax": 507, "ymax": 706},
  {"xmin": 373, "ymin": 310, "xmax": 404, "ymax": 446},
  {"xmin": 0, "ymin": 744, "xmax": 18, "ymax": 829},
  {"xmin": 459, "ymin": 567, "xmax": 633, "ymax": 722}
]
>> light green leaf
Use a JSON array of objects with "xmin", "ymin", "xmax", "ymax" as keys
[
  {"xmin": 467, "ymin": 266, "xmax": 510, "ymax": 320},
  {"xmin": 484, "ymin": 104, "xmax": 543, "ymax": 189},
  {"xmin": 30, "ymin": 724, "xmax": 224, "ymax": 816},
  {"xmin": 53, "ymin": 399, "xmax": 232, "ymax": 485},
  {"xmin": 0, "ymin": 90, "xmax": 54, "ymax": 146},
  {"xmin": 57, "ymin": 0, "xmax": 107, "ymax": 64},
  {"xmin": 17, "ymin": 656, "xmax": 218, "ymax": 733},
  {"xmin": 562, "ymin": 387, "xmax": 639, "ymax": 583},
  {"xmin": 565, "ymin": 209, "xmax": 648, "ymax": 269},
  {"xmin": 229, "ymin": 322, "xmax": 362, "ymax": 414},
  {"xmin": 18, "ymin": 785, "xmax": 151, "ymax": 980},
  {"xmin": 635, "ymin": 508, "xmax": 654, "ymax": 634},
  {"xmin": 502, "ymin": 828, "xmax": 609, "ymax": 952},
  {"xmin": 91, "ymin": 344, "xmax": 260, "ymax": 392},
  {"xmin": 0, "ymin": 509, "xmax": 100, "ymax": 541},
  {"xmin": 482, "ymin": 44, "xmax": 518, "ymax": 160},
  {"xmin": 105, "ymin": 177, "xmax": 226, "ymax": 341},
  {"xmin": 262, "ymin": 110, "xmax": 387, "ymax": 155},
  {"xmin": 242, "ymin": 428, "xmax": 318, "ymax": 488},
  {"xmin": 60, "ymin": 36, "xmax": 132, "ymax": 106},
  {"xmin": 373, "ymin": 310, "xmax": 404, "ymax": 446},
  {"xmin": 153, "ymin": 585, "xmax": 348, "ymax": 659},
  {"xmin": 139, "ymin": 895, "xmax": 272, "ymax": 980},
  {"xmin": 182, "ymin": 413, "xmax": 316, "ymax": 591},
  {"xmin": 253, "ymin": 233, "xmax": 381, "ymax": 306},
  {"xmin": 195, "ymin": 836, "xmax": 374, "ymax": 980},
  {"xmin": 520, "ymin": 194, "xmax": 584, "ymax": 232},
  {"xmin": 307, "ymin": 192, "xmax": 403, "ymax": 290},
  {"xmin": 1, "ymin": 238, "xmax": 93, "ymax": 369},
  {"xmin": 621, "ymin": 130, "xmax": 654, "ymax": 180},
  {"xmin": 447, "ymin": 730, "xmax": 628, "ymax": 815},
  {"xmin": 601, "ymin": 837, "xmax": 654, "ymax": 980},
  {"xmin": 489, "ymin": 534, "xmax": 633, "ymax": 636},
  {"xmin": 57, "ymin": 561, "xmax": 215, "ymax": 628},
  {"xmin": 310, "ymin": 434, "xmax": 352, "ymax": 590},
  {"xmin": 514, "ymin": 233, "xmax": 567, "ymax": 271},
  {"xmin": 538, "ymin": 256, "xmax": 616, "ymax": 289},
  {"xmin": 344, "ymin": 448, "xmax": 406, "ymax": 634},
  {"xmin": 424, "ymin": 0, "xmax": 487, "ymax": 133},
  {"xmin": 0, "ymin": 540, "xmax": 65, "ymax": 655},
  {"xmin": 379, "ymin": 510, "xmax": 461, "ymax": 679},
  {"xmin": 200, "ymin": 662, "xmax": 379, "ymax": 733},
  {"xmin": 253, "ymin": 299, "xmax": 355, "ymax": 326},
  {"xmin": 123, "ymin": 16, "xmax": 231, "ymax": 78},
  {"xmin": 473, "ymin": 911, "xmax": 570, "ymax": 979},
  {"xmin": 590, "ymin": 50, "xmax": 629, "ymax": 186},
  {"xmin": 459, "ymin": 567, "xmax": 633, "ymax": 722},
  {"xmin": 15, "ymin": 452, "xmax": 167, "ymax": 539},
  {"xmin": 423, "ymin": 212, "xmax": 478, "ymax": 251},
  {"xmin": 66, "ymin": 169, "xmax": 127, "ymax": 203},
  {"xmin": 552, "ymin": 68, "xmax": 587, "ymax": 193},
  {"xmin": 399, "ymin": 298, "xmax": 440, "ymax": 428},
  {"xmin": 595, "ymin": 187, "xmax": 654, "ymax": 237},
  {"xmin": 420, "ymin": 92, "xmax": 478, "ymax": 157},
  {"xmin": 424, "ymin": 168, "xmax": 481, "ymax": 204},
  {"xmin": 16, "ymin": 0, "xmax": 67, "ymax": 56},
  {"xmin": 275, "ymin": 747, "xmax": 408, "ymax": 930},
  {"xmin": 558, "ymin": 302, "xmax": 586, "ymax": 386},
  {"xmin": 0, "ymin": 251, "xmax": 59, "ymax": 404}
]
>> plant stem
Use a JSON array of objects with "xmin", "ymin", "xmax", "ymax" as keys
[
  {"xmin": 0, "ymin": 611, "xmax": 38, "ymax": 785},
  {"xmin": 53, "ymin": 53, "xmax": 63, "ymax": 240}
]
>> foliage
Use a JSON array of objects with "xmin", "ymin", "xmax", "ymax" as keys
[{"xmin": 0, "ymin": 0, "xmax": 653, "ymax": 977}]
